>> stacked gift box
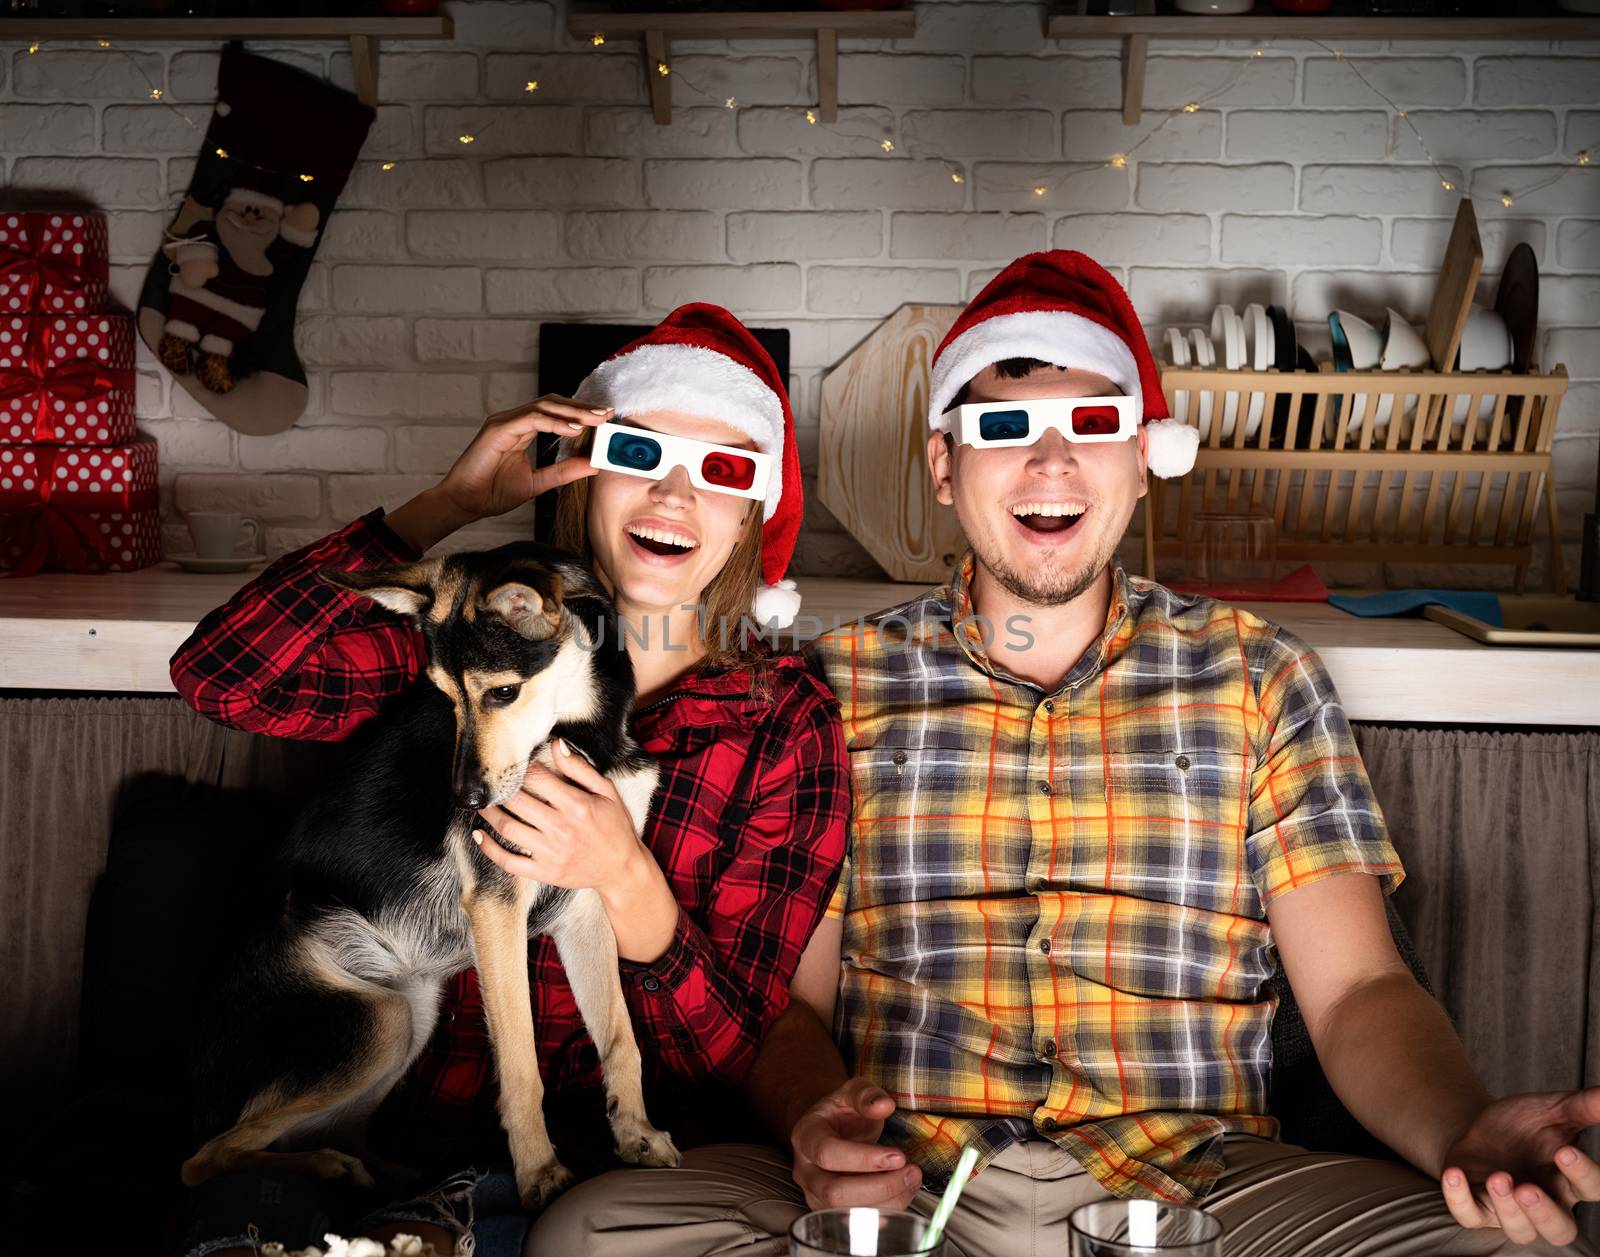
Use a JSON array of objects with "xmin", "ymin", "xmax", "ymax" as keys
[{"xmin": 0, "ymin": 211, "xmax": 159, "ymax": 574}]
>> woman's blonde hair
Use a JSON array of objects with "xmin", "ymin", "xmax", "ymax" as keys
[{"xmin": 550, "ymin": 427, "xmax": 771, "ymax": 677}]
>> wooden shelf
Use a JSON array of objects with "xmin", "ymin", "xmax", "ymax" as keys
[
  {"xmin": 0, "ymin": 566, "xmax": 1596, "ymax": 724},
  {"xmin": 0, "ymin": 14, "xmax": 456, "ymax": 106},
  {"xmin": 1046, "ymin": 9, "xmax": 1600, "ymax": 125},
  {"xmin": 563, "ymin": 9, "xmax": 917, "ymax": 125}
]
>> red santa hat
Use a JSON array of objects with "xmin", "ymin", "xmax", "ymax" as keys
[
  {"xmin": 928, "ymin": 250, "xmax": 1199, "ymax": 479},
  {"xmin": 573, "ymin": 303, "xmax": 804, "ymax": 629}
]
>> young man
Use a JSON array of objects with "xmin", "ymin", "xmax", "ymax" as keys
[{"xmin": 528, "ymin": 253, "xmax": 1599, "ymax": 1256}]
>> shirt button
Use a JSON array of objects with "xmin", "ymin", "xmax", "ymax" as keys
[
  {"xmin": 1040, "ymin": 1116, "xmax": 1059, "ymax": 1133},
  {"xmin": 1175, "ymin": 753, "xmax": 1191, "ymax": 771},
  {"xmin": 1038, "ymin": 781, "xmax": 1052, "ymax": 795},
  {"xmin": 641, "ymin": 975, "xmax": 662, "ymax": 992},
  {"xmin": 1042, "ymin": 1039, "xmax": 1058, "ymax": 1059},
  {"xmin": 892, "ymin": 750, "xmax": 907, "ymax": 765},
  {"xmin": 1042, "ymin": 699, "xmax": 1054, "ymax": 714},
  {"xmin": 1039, "ymin": 938, "xmax": 1052, "ymax": 955}
]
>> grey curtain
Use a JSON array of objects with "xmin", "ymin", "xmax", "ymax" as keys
[
  {"xmin": 1355, "ymin": 724, "xmax": 1600, "ymax": 1245},
  {"xmin": 0, "ymin": 701, "xmax": 1595, "ymax": 1237},
  {"xmin": 0, "ymin": 695, "xmax": 326, "ymax": 1120}
]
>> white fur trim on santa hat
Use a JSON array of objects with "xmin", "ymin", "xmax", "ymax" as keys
[
  {"xmin": 224, "ymin": 186, "xmax": 286, "ymax": 217},
  {"xmin": 928, "ymin": 310, "xmax": 1144, "ymax": 430},
  {"xmin": 753, "ymin": 578, "xmax": 801, "ymax": 630},
  {"xmin": 1143, "ymin": 418, "xmax": 1200, "ymax": 479},
  {"xmin": 575, "ymin": 343, "xmax": 785, "ymax": 521}
]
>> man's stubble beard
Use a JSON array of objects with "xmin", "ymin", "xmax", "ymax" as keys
[{"xmin": 974, "ymin": 516, "xmax": 1121, "ymax": 609}]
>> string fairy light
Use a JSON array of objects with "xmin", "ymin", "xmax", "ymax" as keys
[{"xmin": 28, "ymin": 32, "xmax": 1581, "ymax": 214}]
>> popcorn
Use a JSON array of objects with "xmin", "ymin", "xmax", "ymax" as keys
[{"xmin": 266, "ymin": 1235, "xmax": 442, "ymax": 1257}]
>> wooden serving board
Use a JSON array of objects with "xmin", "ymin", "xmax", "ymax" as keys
[
  {"xmin": 818, "ymin": 303, "xmax": 967, "ymax": 584},
  {"xmin": 1423, "ymin": 197, "xmax": 1484, "ymax": 374}
]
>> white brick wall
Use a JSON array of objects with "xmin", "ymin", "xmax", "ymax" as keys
[{"xmin": 1, "ymin": 0, "xmax": 1594, "ymax": 584}]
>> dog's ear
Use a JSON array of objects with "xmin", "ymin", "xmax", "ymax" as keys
[
  {"xmin": 320, "ymin": 560, "xmax": 438, "ymax": 620},
  {"xmin": 482, "ymin": 573, "xmax": 563, "ymax": 641}
]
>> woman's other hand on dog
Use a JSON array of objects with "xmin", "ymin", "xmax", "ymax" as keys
[
  {"xmin": 387, "ymin": 396, "xmax": 607, "ymax": 553},
  {"xmin": 474, "ymin": 739, "xmax": 680, "ymax": 963}
]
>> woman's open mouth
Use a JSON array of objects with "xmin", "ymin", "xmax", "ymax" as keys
[
  {"xmin": 1010, "ymin": 501, "xmax": 1089, "ymax": 538},
  {"xmin": 625, "ymin": 522, "xmax": 699, "ymax": 561}
]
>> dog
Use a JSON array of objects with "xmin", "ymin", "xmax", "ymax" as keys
[{"xmin": 180, "ymin": 541, "xmax": 680, "ymax": 1211}]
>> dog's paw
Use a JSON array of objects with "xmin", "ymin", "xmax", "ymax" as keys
[
  {"xmin": 517, "ymin": 1159, "xmax": 575, "ymax": 1213},
  {"xmin": 612, "ymin": 1114, "xmax": 681, "ymax": 1168},
  {"xmin": 306, "ymin": 1149, "xmax": 377, "ymax": 1187}
]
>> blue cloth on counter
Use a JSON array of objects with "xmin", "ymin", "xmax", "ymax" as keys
[{"xmin": 1327, "ymin": 589, "xmax": 1504, "ymax": 627}]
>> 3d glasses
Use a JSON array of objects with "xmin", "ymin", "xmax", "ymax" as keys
[
  {"xmin": 588, "ymin": 421, "xmax": 772, "ymax": 503},
  {"xmin": 945, "ymin": 395, "xmax": 1139, "ymax": 449}
]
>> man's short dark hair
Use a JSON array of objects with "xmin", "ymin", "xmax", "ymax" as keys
[{"xmin": 949, "ymin": 357, "xmax": 1055, "ymax": 409}]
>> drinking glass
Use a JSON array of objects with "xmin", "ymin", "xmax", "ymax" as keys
[
  {"xmin": 790, "ymin": 1207, "xmax": 944, "ymax": 1257},
  {"xmin": 1068, "ymin": 1200, "xmax": 1223, "ymax": 1256},
  {"xmin": 1186, "ymin": 511, "xmax": 1279, "ymax": 584}
]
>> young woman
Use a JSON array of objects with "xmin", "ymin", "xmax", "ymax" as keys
[{"xmin": 171, "ymin": 305, "xmax": 848, "ymax": 1257}]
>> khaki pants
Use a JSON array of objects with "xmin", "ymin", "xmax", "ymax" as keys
[{"xmin": 526, "ymin": 1137, "xmax": 1593, "ymax": 1257}]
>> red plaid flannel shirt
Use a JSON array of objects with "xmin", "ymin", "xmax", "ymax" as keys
[{"xmin": 170, "ymin": 511, "xmax": 849, "ymax": 1174}]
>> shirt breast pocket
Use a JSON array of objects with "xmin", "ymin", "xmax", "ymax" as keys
[
  {"xmin": 850, "ymin": 738, "xmax": 965, "ymax": 815},
  {"xmin": 1100, "ymin": 746, "xmax": 1253, "ymax": 917}
]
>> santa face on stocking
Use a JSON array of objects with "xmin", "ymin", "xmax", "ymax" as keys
[
  {"xmin": 158, "ymin": 184, "xmax": 319, "ymax": 395},
  {"xmin": 137, "ymin": 47, "xmax": 374, "ymax": 435}
]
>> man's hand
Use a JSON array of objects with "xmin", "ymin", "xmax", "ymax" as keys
[
  {"xmin": 1440, "ymin": 1087, "xmax": 1600, "ymax": 1247},
  {"xmin": 790, "ymin": 1077, "xmax": 921, "ymax": 1211}
]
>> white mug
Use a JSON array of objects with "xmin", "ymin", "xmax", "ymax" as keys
[{"xmin": 186, "ymin": 511, "xmax": 259, "ymax": 559}]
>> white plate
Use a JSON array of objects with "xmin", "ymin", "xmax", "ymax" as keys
[
  {"xmin": 1165, "ymin": 328, "xmax": 1191, "ymax": 423},
  {"xmin": 168, "ymin": 554, "xmax": 268, "ymax": 574},
  {"xmin": 1187, "ymin": 328, "xmax": 1216, "ymax": 439}
]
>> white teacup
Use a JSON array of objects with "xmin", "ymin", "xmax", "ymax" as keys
[
  {"xmin": 1458, "ymin": 304, "xmax": 1512, "ymax": 371},
  {"xmin": 1330, "ymin": 310, "xmax": 1382, "ymax": 371},
  {"xmin": 186, "ymin": 511, "xmax": 260, "ymax": 559},
  {"xmin": 1379, "ymin": 308, "xmax": 1429, "ymax": 371},
  {"xmin": 1446, "ymin": 304, "xmax": 1513, "ymax": 431}
]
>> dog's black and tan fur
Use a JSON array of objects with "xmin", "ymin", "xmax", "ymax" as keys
[{"xmin": 181, "ymin": 542, "xmax": 678, "ymax": 1211}]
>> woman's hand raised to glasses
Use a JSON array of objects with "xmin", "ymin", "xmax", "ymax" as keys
[{"xmin": 387, "ymin": 396, "xmax": 609, "ymax": 553}]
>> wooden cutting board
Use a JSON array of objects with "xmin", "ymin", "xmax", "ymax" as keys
[{"xmin": 818, "ymin": 303, "xmax": 967, "ymax": 584}]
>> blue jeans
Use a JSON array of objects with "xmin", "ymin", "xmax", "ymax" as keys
[{"xmin": 179, "ymin": 1166, "xmax": 529, "ymax": 1257}]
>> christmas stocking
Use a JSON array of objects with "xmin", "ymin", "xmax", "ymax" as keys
[{"xmin": 137, "ymin": 48, "xmax": 372, "ymax": 436}]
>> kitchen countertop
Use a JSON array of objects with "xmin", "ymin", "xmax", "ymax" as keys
[{"xmin": 0, "ymin": 564, "xmax": 1596, "ymax": 726}]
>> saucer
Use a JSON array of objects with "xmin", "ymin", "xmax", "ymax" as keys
[{"xmin": 169, "ymin": 554, "xmax": 267, "ymax": 574}]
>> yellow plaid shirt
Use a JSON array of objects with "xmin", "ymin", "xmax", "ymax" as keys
[{"xmin": 805, "ymin": 554, "xmax": 1403, "ymax": 1202}]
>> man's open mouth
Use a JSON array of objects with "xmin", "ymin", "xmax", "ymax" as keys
[
  {"xmin": 1010, "ymin": 502, "xmax": 1088, "ymax": 535},
  {"xmin": 626, "ymin": 523, "xmax": 698, "ymax": 558}
]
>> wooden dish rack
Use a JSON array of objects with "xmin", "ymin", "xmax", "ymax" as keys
[{"xmin": 1143, "ymin": 363, "xmax": 1572, "ymax": 593}]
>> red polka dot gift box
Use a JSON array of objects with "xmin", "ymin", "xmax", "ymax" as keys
[
  {"xmin": 0, "ymin": 435, "xmax": 160, "ymax": 576},
  {"xmin": 0, "ymin": 213, "xmax": 110, "ymax": 317},
  {"xmin": 0, "ymin": 314, "xmax": 137, "ymax": 447}
]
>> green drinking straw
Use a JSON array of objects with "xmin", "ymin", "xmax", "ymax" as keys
[{"xmin": 920, "ymin": 1146, "xmax": 980, "ymax": 1252}]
